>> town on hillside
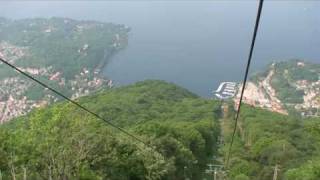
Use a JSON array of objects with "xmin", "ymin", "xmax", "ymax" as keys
[
  {"xmin": 214, "ymin": 61, "xmax": 320, "ymax": 117},
  {"xmin": 0, "ymin": 17, "xmax": 127, "ymax": 123}
]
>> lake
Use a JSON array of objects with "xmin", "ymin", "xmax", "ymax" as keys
[{"xmin": 1, "ymin": 1, "xmax": 319, "ymax": 97}]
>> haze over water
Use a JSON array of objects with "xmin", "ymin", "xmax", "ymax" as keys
[{"xmin": 1, "ymin": 1, "xmax": 319, "ymax": 97}]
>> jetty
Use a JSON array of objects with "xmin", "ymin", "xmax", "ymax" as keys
[{"xmin": 213, "ymin": 82, "xmax": 237, "ymax": 99}]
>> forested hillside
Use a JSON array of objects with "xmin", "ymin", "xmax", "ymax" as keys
[
  {"xmin": 0, "ymin": 80, "xmax": 221, "ymax": 180},
  {"xmin": 223, "ymin": 104, "xmax": 320, "ymax": 180},
  {"xmin": 1, "ymin": 79, "xmax": 319, "ymax": 180}
]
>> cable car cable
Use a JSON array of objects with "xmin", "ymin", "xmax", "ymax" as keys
[
  {"xmin": 0, "ymin": 57, "xmax": 153, "ymax": 150},
  {"xmin": 225, "ymin": 0, "xmax": 264, "ymax": 168}
]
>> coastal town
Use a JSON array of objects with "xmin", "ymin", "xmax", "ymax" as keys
[
  {"xmin": 0, "ymin": 17, "xmax": 128, "ymax": 123},
  {"xmin": 0, "ymin": 41, "xmax": 114, "ymax": 123},
  {"xmin": 235, "ymin": 63, "xmax": 288, "ymax": 115},
  {"xmin": 214, "ymin": 61, "xmax": 320, "ymax": 117}
]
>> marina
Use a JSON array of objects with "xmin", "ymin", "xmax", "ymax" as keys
[{"xmin": 213, "ymin": 82, "xmax": 237, "ymax": 99}]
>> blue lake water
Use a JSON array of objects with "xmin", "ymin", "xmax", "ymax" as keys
[{"xmin": 1, "ymin": 1, "xmax": 319, "ymax": 97}]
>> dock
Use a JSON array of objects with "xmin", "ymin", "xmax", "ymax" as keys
[{"xmin": 213, "ymin": 82, "xmax": 237, "ymax": 100}]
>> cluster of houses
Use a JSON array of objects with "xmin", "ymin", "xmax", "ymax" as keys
[
  {"xmin": 70, "ymin": 68, "xmax": 113, "ymax": 99},
  {"xmin": 0, "ymin": 41, "xmax": 27, "ymax": 63},
  {"xmin": 295, "ymin": 79, "xmax": 320, "ymax": 117},
  {"xmin": 0, "ymin": 77, "xmax": 33, "ymax": 123},
  {"xmin": 0, "ymin": 66, "xmax": 115, "ymax": 123}
]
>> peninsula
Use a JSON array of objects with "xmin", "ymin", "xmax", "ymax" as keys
[{"xmin": 0, "ymin": 17, "xmax": 130, "ymax": 123}]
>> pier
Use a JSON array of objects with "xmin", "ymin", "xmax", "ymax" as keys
[{"xmin": 213, "ymin": 82, "xmax": 237, "ymax": 100}]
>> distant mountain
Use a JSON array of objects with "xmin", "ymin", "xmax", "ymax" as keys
[
  {"xmin": 236, "ymin": 60, "xmax": 320, "ymax": 117},
  {"xmin": 0, "ymin": 17, "xmax": 130, "ymax": 123}
]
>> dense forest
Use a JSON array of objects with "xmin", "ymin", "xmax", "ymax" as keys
[
  {"xmin": 0, "ymin": 80, "xmax": 320, "ymax": 179},
  {"xmin": 223, "ymin": 104, "xmax": 320, "ymax": 180},
  {"xmin": 0, "ymin": 80, "xmax": 221, "ymax": 180}
]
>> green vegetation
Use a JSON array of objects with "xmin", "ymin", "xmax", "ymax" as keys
[
  {"xmin": 251, "ymin": 60, "xmax": 319, "ymax": 106},
  {"xmin": 276, "ymin": 60, "xmax": 319, "ymax": 82},
  {"xmin": 0, "ymin": 80, "xmax": 221, "ymax": 179},
  {"xmin": 0, "ymin": 17, "xmax": 129, "ymax": 80},
  {"xmin": 271, "ymin": 70, "xmax": 305, "ymax": 104},
  {"xmin": 1, "ymin": 79, "xmax": 319, "ymax": 179},
  {"xmin": 223, "ymin": 105, "xmax": 320, "ymax": 180},
  {"xmin": 270, "ymin": 60, "xmax": 319, "ymax": 104}
]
